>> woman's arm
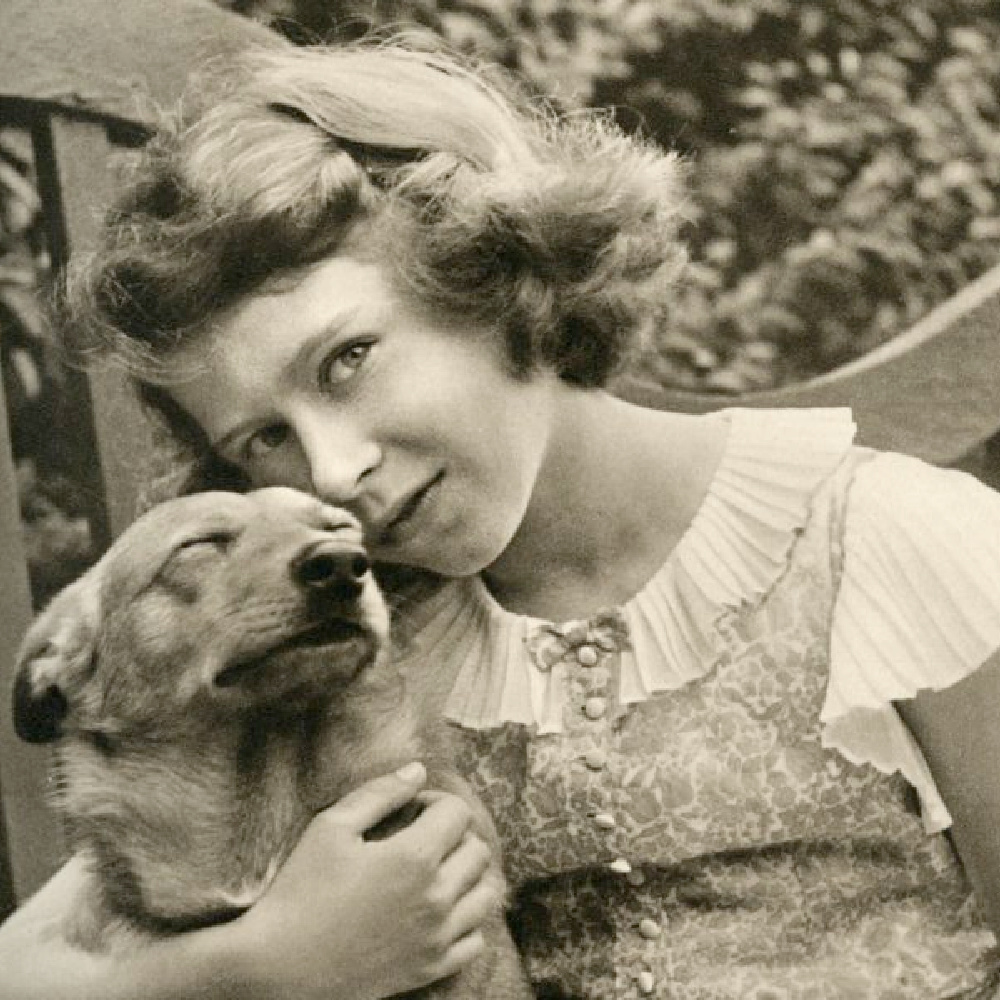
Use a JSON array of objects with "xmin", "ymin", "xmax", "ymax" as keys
[
  {"xmin": 0, "ymin": 763, "xmax": 498, "ymax": 1000},
  {"xmin": 0, "ymin": 866, "xmax": 248, "ymax": 1000},
  {"xmin": 896, "ymin": 650, "xmax": 1000, "ymax": 937}
]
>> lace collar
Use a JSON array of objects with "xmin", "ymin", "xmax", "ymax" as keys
[{"xmin": 395, "ymin": 407, "xmax": 858, "ymax": 733}]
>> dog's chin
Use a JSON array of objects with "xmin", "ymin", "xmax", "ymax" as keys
[{"xmin": 212, "ymin": 619, "xmax": 378, "ymax": 695}]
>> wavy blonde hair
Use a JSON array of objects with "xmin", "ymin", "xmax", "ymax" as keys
[{"xmin": 61, "ymin": 35, "xmax": 689, "ymax": 492}]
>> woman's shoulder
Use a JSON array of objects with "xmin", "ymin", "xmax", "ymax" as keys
[
  {"xmin": 829, "ymin": 444, "xmax": 1000, "ymax": 596},
  {"xmin": 698, "ymin": 405, "xmax": 859, "ymax": 521},
  {"xmin": 711, "ymin": 407, "xmax": 1000, "ymax": 570},
  {"xmin": 821, "ymin": 444, "xmax": 1000, "ymax": 832}
]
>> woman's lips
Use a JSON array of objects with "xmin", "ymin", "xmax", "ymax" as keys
[{"xmin": 378, "ymin": 472, "xmax": 443, "ymax": 545}]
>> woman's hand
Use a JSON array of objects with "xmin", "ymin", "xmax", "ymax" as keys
[
  {"xmin": 0, "ymin": 763, "xmax": 497, "ymax": 1000},
  {"xmin": 229, "ymin": 762, "xmax": 500, "ymax": 1000}
]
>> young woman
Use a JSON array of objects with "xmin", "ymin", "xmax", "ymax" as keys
[{"xmin": 3, "ymin": 37, "xmax": 1000, "ymax": 1000}]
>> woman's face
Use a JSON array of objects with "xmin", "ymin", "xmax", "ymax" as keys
[{"xmin": 168, "ymin": 256, "xmax": 560, "ymax": 577}]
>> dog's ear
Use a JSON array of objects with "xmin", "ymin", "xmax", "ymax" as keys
[{"xmin": 12, "ymin": 580, "xmax": 100, "ymax": 744}]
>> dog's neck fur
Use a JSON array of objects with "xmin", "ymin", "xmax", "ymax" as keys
[{"xmin": 61, "ymin": 656, "xmax": 426, "ymax": 944}]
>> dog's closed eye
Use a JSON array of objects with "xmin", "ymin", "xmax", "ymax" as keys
[
  {"xmin": 175, "ymin": 531, "xmax": 236, "ymax": 554},
  {"xmin": 161, "ymin": 531, "xmax": 237, "ymax": 571},
  {"xmin": 152, "ymin": 532, "xmax": 235, "ymax": 599}
]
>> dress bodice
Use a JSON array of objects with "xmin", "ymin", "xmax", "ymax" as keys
[{"xmin": 396, "ymin": 408, "xmax": 1000, "ymax": 998}]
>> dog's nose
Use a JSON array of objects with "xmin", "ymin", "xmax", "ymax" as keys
[{"xmin": 292, "ymin": 540, "xmax": 369, "ymax": 599}]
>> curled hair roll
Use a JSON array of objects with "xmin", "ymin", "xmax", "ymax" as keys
[{"xmin": 385, "ymin": 114, "xmax": 689, "ymax": 384}]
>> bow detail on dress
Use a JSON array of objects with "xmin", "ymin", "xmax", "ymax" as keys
[{"xmin": 525, "ymin": 610, "xmax": 631, "ymax": 672}]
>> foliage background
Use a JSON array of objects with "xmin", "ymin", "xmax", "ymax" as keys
[
  {"xmin": 3, "ymin": 0, "xmax": 1000, "ymax": 602},
  {"xmin": 222, "ymin": 0, "xmax": 1000, "ymax": 391}
]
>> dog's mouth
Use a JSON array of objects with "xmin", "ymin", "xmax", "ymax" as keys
[{"xmin": 214, "ymin": 617, "xmax": 370, "ymax": 689}]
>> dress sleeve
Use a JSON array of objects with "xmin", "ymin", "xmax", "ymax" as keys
[{"xmin": 822, "ymin": 451, "xmax": 1000, "ymax": 834}]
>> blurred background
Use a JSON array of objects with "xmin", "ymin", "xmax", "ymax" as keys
[{"xmin": 4, "ymin": 0, "xmax": 1000, "ymax": 609}]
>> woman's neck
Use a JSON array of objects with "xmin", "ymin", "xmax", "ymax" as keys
[{"xmin": 482, "ymin": 391, "xmax": 729, "ymax": 621}]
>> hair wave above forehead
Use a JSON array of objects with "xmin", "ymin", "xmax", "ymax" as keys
[{"xmin": 186, "ymin": 41, "xmax": 538, "ymax": 176}]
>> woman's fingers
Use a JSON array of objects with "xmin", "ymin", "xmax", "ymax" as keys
[
  {"xmin": 440, "ymin": 865, "xmax": 504, "ymax": 942},
  {"xmin": 436, "ymin": 830, "xmax": 494, "ymax": 902},
  {"xmin": 397, "ymin": 787, "xmax": 480, "ymax": 864},
  {"xmin": 324, "ymin": 761, "xmax": 427, "ymax": 836},
  {"xmin": 228, "ymin": 772, "xmax": 499, "ymax": 999},
  {"xmin": 418, "ymin": 874, "xmax": 503, "ymax": 986},
  {"xmin": 429, "ymin": 930, "xmax": 487, "ymax": 983}
]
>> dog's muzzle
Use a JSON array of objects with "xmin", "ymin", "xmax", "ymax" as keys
[{"xmin": 210, "ymin": 538, "xmax": 379, "ymax": 693}]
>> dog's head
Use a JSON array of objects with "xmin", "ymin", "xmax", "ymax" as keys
[{"xmin": 13, "ymin": 487, "xmax": 388, "ymax": 746}]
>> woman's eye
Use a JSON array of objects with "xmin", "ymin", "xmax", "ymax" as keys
[
  {"xmin": 245, "ymin": 423, "xmax": 290, "ymax": 462},
  {"xmin": 319, "ymin": 340, "xmax": 374, "ymax": 388}
]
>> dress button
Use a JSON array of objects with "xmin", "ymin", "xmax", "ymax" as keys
[
  {"xmin": 593, "ymin": 812, "xmax": 616, "ymax": 830},
  {"xmin": 637, "ymin": 970, "xmax": 655, "ymax": 994},
  {"xmin": 639, "ymin": 918, "xmax": 661, "ymax": 940},
  {"xmin": 626, "ymin": 868, "xmax": 646, "ymax": 887},
  {"xmin": 609, "ymin": 858, "xmax": 632, "ymax": 874},
  {"xmin": 577, "ymin": 644, "xmax": 599, "ymax": 666},
  {"xmin": 584, "ymin": 696, "xmax": 607, "ymax": 720},
  {"xmin": 584, "ymin": 747, "xmax": 607, "ymax": 770}
]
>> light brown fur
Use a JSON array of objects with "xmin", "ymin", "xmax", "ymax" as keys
[{"xmin": 13, "ymin": 486, "xmax": 531, "ymax": 998}]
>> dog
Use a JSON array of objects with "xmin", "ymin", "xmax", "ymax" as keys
[{"xmin": 12, "ymin": 486, "xmax": 532, "ymax": 998}]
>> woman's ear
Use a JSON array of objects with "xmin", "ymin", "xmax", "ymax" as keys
[{"xmin": 12, "ymin": 580, "xmax": 100, "ymax": 744}]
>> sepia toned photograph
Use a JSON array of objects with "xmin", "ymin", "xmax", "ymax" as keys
[{"xmin": 2, "ymin": 1, "xmax": 1000, "ymax": 996}]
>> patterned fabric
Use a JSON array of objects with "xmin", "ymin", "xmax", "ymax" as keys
[{"xmin": 395, "ymin": 408, "xmax": 1000, "ymax": 998}]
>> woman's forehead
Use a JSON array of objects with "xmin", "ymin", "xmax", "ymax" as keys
[
  {"xmin": 162, "ymin": 257, "xmax": 392, "ymax": 433},
  {"xmin": 178, "ymin": 257, "xmax": 389, "ymax": 364},
  {"xmin": 233, "ymin": 256, "xmax": 385, "ymax": 330}
]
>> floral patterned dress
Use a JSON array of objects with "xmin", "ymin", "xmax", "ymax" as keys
[{"xmin": 396, "ymin": 407, "xmax": 1000, "ymax": 999}]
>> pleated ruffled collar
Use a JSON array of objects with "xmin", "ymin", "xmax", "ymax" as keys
[{"xmin": 395, "ymin": 407, "xmax": 858, "ymax": 734}]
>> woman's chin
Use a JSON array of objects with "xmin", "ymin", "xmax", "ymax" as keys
[{"xmin": 382, "ymin": 534, "xmax": 510, "ymax": 581}]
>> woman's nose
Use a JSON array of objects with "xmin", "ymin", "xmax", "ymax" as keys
[{"xmin": 298, "ymin": 426, "xmax": 381, "ymax": 507}]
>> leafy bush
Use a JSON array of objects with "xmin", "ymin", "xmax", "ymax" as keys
[{"xmin": 222, "ymin": 0, "xmax": 1000, "ymax": 390}]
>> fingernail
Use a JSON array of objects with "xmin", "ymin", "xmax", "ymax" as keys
[{"xmin": 395, "ymin": 761, "xmax": 425, "ymax": 782}]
